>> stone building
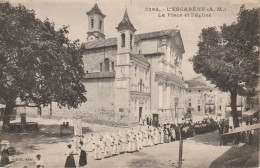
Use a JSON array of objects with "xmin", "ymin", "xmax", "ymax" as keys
[
  {"xmin": 185, "ymin": 76, "xmax": 245, "ymax": 118},
  {"xmin": 82, "ymin": 3, "xmax": 186, "ymax": 125},
  {"xmin": 25, "ymin": 3, "xmax": 186, "ymax": 125}
]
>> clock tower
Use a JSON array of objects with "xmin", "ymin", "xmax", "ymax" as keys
[
  {"xmin": 115, "ymin": 9, "xmax": 136, "ymax": 123},
  {"xmin": 86, "ymin": 3, "xmax": 106, "ymax": 41}
]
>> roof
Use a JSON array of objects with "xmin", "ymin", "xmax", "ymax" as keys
[
  {"xmin": 85, "ymin": 29, "xmax": 180, "ymax": 50},
  {"xmin": 155, "ymin": 71, "xmax": 184, "ymax": 87},
  {"xmin": 186, "ymin": 75, "xmax": 216, "ymax": 88},
  {"xmin": 243, "ymin": 108, "xmax": 259, "ymax": 116},
  {"xmin": 130, "ymin": 54, "xmax": 149, "ymax": 65},
  {"xmin": 116, "ymin": 9, "xmax": 136, "ymax": 32},
  {"xmin": 86, "ymin": 3, "xmax": 106, "ymax": 17},
  {"xmin": 85, "ymin": 37, "xmax": 117, "ymax": 49},
  {"xmin": 135, "ymin": 29, "xmax": 179, "ymax": 42},
  {"xmin": 185, "ymin": 80, "xmax": 207, "ymax": 88},
  {"xmin": 221, "ymin": 123, "xmax": 260, "ymax": 136},
  {"xmin": 84, "ymin": 72, "xmax": 115, "ymax": 79}
]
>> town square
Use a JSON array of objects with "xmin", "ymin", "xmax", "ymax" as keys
[{"xmin": 0, "ymin": 0, "xmax": 259, "ymax": 167}]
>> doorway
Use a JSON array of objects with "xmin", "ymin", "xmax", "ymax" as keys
[
  {"xmin": 139, "ymin": 107, "xmax": 143, "ymax": 122},
  {"xmin": 152, "ymin": 114, "xmax": 159, "ymax": 127}
]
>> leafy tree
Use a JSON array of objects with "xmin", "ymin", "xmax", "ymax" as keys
[
  {"xmin": 0, "ymin": 2, "xmax": 87, "ymax": 131},
  {"xmin": 190, "ymin": 5, "xmax": 259, "ymax": 128}
]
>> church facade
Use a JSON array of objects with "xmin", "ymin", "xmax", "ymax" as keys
[{"xmin": 83, "ymin": 3, "xmax": 186, "ymax": 125}]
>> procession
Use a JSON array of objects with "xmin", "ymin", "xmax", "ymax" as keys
[{"xmin": 63, "ymin": 117, "xmax": 220, "ymax": 167}]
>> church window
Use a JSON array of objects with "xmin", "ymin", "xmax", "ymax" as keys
[
  {"xmin": 121, "ymin": 33, "xmax": 125, "ymax": 47},
  {"xmin": 135, "ymin": 66, "xmax": 137, "ymax": 77},
  {"xmin": 99, "ymin": 20, "xmax": 102, "ymax": 30},
  {"xmin": 130, "ymin": 34, "xmax": 133, "ymax": 49},
  {"xmin": 111, "ymin": 62, "xmax": 115, "ymax": 71},
  {"xmin": 104, "ymin": 58, "xmax": 110, "ymax": 72},
  {"xmin": 198, "ymin": 105, "xmax": 201, "ymax": 112},
  {"xmin": 100, "ymin": 63, "xmax": 102, "ymax": 72},
  {"xmin": 91, "ymin": 19, "xmax": 94, "ymax": 29},
  {"xmin": 140, "ymin": 79, "xmax": 143, "ymax": 92}
]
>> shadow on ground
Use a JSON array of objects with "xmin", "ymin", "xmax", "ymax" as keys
[
  {"xmin": 209, "ymin": 143, "xmax": 259, "ymax": 168},
  {"xmin": 1, "ymin": 124, "xmax": 93, "ymax": 155},
  {"xmin": 189, "ymin": 130, "xmax": 222, "ymax": 146},
  {"xmin": 127, "ymin": 157, "xmax": 172, "ymax": 168}
]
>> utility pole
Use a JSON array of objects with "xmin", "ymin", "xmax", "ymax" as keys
[{"xmin": 178, "ymin": 124, "xmax": 183, "ymax": 168}]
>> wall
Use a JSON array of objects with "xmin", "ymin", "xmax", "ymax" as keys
[
  {"xmin": 83, "ymin": 46, "xmax": 117, "ymax": 73},
  {"xmin": 26, "ymin": 78, "xmax": 116, "ymax": 124}
]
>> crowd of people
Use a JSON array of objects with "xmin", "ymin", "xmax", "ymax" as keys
[
  {"xmin": 64, "ymin": 121, "xmax": 197, "ymax": 167},
  {"xmin": 217, "ymin": 118, "xmax": 230, "ymax": 134},
  {"xmin": 193, "ymin": 117, "xmax": 218, "ymax": 134}
]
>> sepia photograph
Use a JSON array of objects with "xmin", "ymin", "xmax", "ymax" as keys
[{"xmin": 0, "ymin": 0, "xmax": 259, "ymax": 167}]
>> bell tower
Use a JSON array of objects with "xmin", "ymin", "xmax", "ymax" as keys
[
  {"xmin": 86, "ymin": 3, "xmax": 106, "ymax": 41},
  {"xmin": 114, "ymin": 9, "xmax": 136, "ymax": 123}
]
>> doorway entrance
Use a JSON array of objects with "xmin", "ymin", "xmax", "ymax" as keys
[
  {"xmin": 152, "ymin": 114, "xmax": 159, "ymax": 127},
  {"xmin": 139, "ymin": 107, "xmax": 143, "ymax": 122}
]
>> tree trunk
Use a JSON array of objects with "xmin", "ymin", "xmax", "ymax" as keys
[
  {"xmin": 230, "ymin": 91, "xmax": 240, "ymax": 128},
  {"xmin": 50, "ymin": 102, "xmax": 52, "ymax": 118},
  {"xmin": 2, "ymin": 98, "xmax": 16, "ymax": 132}
]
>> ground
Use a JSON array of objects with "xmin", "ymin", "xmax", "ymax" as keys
[{"xmin": 0, "ymin": 117, "xmax": 259, "ymax": 168}]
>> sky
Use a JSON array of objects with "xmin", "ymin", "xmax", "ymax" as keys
[{"xmin": 9, "ymin": 0, "xmax": 259, "ymax": 80}]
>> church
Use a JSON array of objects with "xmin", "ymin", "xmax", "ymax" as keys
[{"xmin": 82, "ymin": 3, "xmax": 186, "ymax": 125}]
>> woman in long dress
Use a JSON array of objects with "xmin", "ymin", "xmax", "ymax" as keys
[
  {"xmin": 94, "ymin": 137, "xmax": 103, "ymax": 160},
  {"xmin": 125, "ymin": 130, "xmax": 130, "ymax": 152},
  {"xmin": 170, "ymin": 127, "xmax": 176, "ymax": 141},
  {"xmin": 154, "ymin": 128, "xmax": 159, "ymax": 145},
  {"xmin": 143, "ymin": 128, "xmax": 149, "ymax": 147},
  {"xmin": 89, "ymin": 134, "xmax": 96, "ymax": 151},
  {"xmin": 79, "ymin": 141, "xmax": 87, "ymax": 167},
  {"xmin": 65, "ymin": 144, "xmax": 76, "ymax": 168},
  {"xmin": 104, "ymin": 134, "xmax": 111, "ymax": 158},
  {"xmin": 163, "ymin": 126, "xmax": 169, "ymax": 143},
  {"xmin": 118, "ymin": 130, "xmax": 125, "ymax": 154},
  {"xmin": 148, "ymin": 129, "xmax": 154, "ymax": 146}
]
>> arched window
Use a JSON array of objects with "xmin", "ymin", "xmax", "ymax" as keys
[
  {"xmin": 104, "ymin": 58, "xmax": 110, "ymax": 72},
  {"xmin": 91, "ymin": 19, "xmax": 94, "ymax": 29},
  {"xmin": 130, "ymin": 34, "xmax": 133, "ymax": 49},
  {"xmin": 140, "ymin": 79, "xmax": 143, "ymax": 92},
  {"xmin": 100, "ymin": 63, "xmax": 102, "ymax": 72},
  {"xmin": 121, "ymin": 33, "xmax": 125, "ymax": 47},
  {"xmin": 99, "ymin": 20, "xmax": 102, "ymax": 30},
  {"xmin": 111, "ymin": 62, "xmax": 115, "ymax": 71}
]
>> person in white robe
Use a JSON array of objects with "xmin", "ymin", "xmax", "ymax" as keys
[
  {"xmin": 153, "ymin": 127, "xmax": 159, "ymax": 145},
  {"xmin": 126, "ymin": 129, "xmax": 132, "ymax": 152},
  {"xmin": 118, "ymin": 130, "xmax": 125, "ymax": 154},
  {"xmin": 94, "ymin": 136, "xmax": 103, "ymax": 160},
  {"xmin": 159, "ymin": 126, "xmax": 164, "ymax": 144}
]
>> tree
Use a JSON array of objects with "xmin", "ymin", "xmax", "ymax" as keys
[
  {"xmin": 0, "ymin": 2, "xmax": 87, "ymax": 131},
  {"xmin": 190, "ymin": 5, "xmax": 259, "ymax": 128}
]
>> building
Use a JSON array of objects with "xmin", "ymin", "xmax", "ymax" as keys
[
  {"xmin": 82, "ymin": 3, "xmax": 186, "ymax": 125},
  {"xmin": 185, "ymin": 76, "xmax": 245, "ymax": 119}
]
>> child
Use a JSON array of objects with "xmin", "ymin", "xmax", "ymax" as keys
[{"xmin": 35, "ymin": 154, "xmax": 44, "ymax": 168}]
